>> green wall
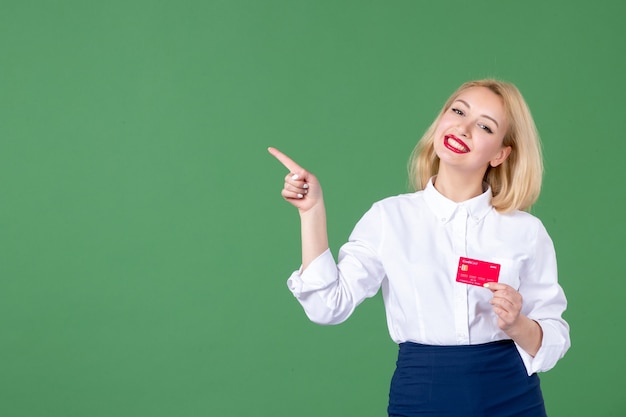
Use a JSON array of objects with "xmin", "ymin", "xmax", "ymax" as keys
[{"xmin": 1, "ymin": 1, "xmax": 624, "ymax": 416}]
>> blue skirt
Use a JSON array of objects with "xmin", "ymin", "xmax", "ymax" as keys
[{"xmin": 388, "ymin": 340, "xmax": 546, "ymax": 417}]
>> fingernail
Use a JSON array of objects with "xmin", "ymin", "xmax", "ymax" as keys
[
  {"xmin": 297, "ymin": 193, "xmax": 304, "ymax": 199},
  {"xmin": 302, "ymin": 183, "xmax": 309, "ymax": 189},
  {"xmin": 483, "ymin": 283, "xmax": 490, "ymax": 288},
  {"xmin": 291, "ymin": 174, "xmax": 299, "ymax": 180}
]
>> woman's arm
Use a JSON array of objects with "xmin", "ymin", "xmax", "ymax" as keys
[
  {"xmin": 268, "ymin": 147, "xmax": 328, "ymax": 270},
  {"xmin": 486, "ymin": 220, "xmax": 570, "ymax": 372}
]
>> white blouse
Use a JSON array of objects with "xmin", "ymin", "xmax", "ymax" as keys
[{"xmin": 287, "ymin": 180, "xmax": 570, "ymax": 375}]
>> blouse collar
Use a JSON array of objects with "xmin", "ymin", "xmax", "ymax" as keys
[{"xmin": 423, "ymin": 177, "xmax": 493, "ymax": 224}]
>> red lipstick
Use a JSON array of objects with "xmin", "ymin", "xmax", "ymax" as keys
[{"xmin": 444, "ymin": 134, "xmax": 470, "ymax": 154}]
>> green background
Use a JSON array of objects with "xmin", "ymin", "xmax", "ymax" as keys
[{"xmin": 1, "ymin": 1, "xmax": 624, "ymax": 416}]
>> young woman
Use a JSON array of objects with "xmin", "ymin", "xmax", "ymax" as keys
[{"xmin": 269, "ymin": 79, "xmax": 570, "ymax": 417}]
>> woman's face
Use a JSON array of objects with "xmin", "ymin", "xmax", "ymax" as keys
[{"xmin": 433, "ymin": 86, "xmax": 511, "ymax": 175}]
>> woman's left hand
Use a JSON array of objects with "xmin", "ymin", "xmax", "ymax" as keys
[{"xmin": 484, "ymin": 282, "xmax": 523, "ymax": 333}]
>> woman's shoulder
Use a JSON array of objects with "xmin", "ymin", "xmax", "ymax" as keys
[
  {"xmin": 493, "ymin": 208, "xmax": 550, "ymax": 236},
  {"xmin": 365, "ymin": 192, "xmax": 429, "ymax": 218},
  {"xmin": 372, "ymin": 191, "xmax": 426, "ymax": 208},
  {"xmin": 498, "ymin": 208, "xmax": 542, "ymax": 222}
]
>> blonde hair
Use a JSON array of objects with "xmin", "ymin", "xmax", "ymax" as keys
[{"xmin": 408, "ymin": 79, "xmax": 543, "ymax": 213}]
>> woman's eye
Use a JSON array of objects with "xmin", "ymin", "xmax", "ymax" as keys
[
  {"xmin": 479, "ymin": 124, "xmax": 493, "ymax": 134},
  {"xmin": 451, "ymin": 108, "xmax": 464, "ymax": 116}
]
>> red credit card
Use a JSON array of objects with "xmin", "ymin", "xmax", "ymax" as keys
[{"xmin": 456, "ymin": 257, "xmax": 500, "ymax": 286}]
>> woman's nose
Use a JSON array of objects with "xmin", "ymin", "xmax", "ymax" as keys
[{"xmin": 457, "ymin": 120, "xmax": 471, "ymax": 137}]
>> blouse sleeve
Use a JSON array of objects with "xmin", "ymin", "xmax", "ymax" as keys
[
  {"xmin": 516, "ymin": 220, "xmax": 571, "ymax": 374},
  {"xmin": 286, "ymin": 203, "xmax": 387, "ymax": 325}
]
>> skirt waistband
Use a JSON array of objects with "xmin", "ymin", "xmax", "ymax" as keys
[
  {"xmin": 399, "ymin": 339, "xmax": 514, "ymax": 352},
  {"xmin": 396, "ymin": 339, "xmax": 516, "ymax": 369}
]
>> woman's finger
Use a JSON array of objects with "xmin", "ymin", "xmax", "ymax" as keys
[
  {"xmin": 282, "ymin": 189, "xmax": 306, "ymax": 200},
  {"xmin": 284, "ymin": 173, "xmax": 309, "ymax": 186},
  {"xmin": 491, "ymin": 296, "xmax": 513, "ymax": 310},
  {"xmin": 268, "ymin": 147, "xmax": 304, "ymax": 173},
  {"xmin": 284, "ymin": 182, "xmax": 308, "ymax": 195}
]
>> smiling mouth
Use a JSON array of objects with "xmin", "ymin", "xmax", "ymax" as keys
[{"xmin": 444, "ymin": 135, "xmax": 470, "ymax": 153}]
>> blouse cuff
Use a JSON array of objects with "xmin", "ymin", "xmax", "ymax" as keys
[
  {"xmin": 516, "ymin": 320, "xmax": 569, "ymax": 375},
  {"xmin": 287, "ymin": 249, "xmax": 338, "ymax": 298}
]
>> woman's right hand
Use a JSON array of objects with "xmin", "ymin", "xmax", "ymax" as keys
[
  {"xmin": 268, "ymin": 147, "xmax": 324, "ymax": 214},
  {"xmin": 268, "ymin": 147, "xmax": 329, "ymax": 269}
]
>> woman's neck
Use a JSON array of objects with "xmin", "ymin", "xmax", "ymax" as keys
[{"xmin": 433, "ymin": 169, "xmax": 486, "ymax": 203}]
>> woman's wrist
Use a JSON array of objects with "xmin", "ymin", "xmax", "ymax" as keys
[{"xmin": 505, "ymin": 316, "xmax": 543, "ymax": 357}]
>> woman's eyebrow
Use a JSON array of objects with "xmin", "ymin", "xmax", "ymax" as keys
[{"xmin": 454, "ymin": 99, "xmax": 500, "ymax": 128}]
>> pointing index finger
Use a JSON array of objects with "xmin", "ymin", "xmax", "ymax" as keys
[{"xmin": 268, "ymin": 147, "xmax": 303, "ymax": 173}]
